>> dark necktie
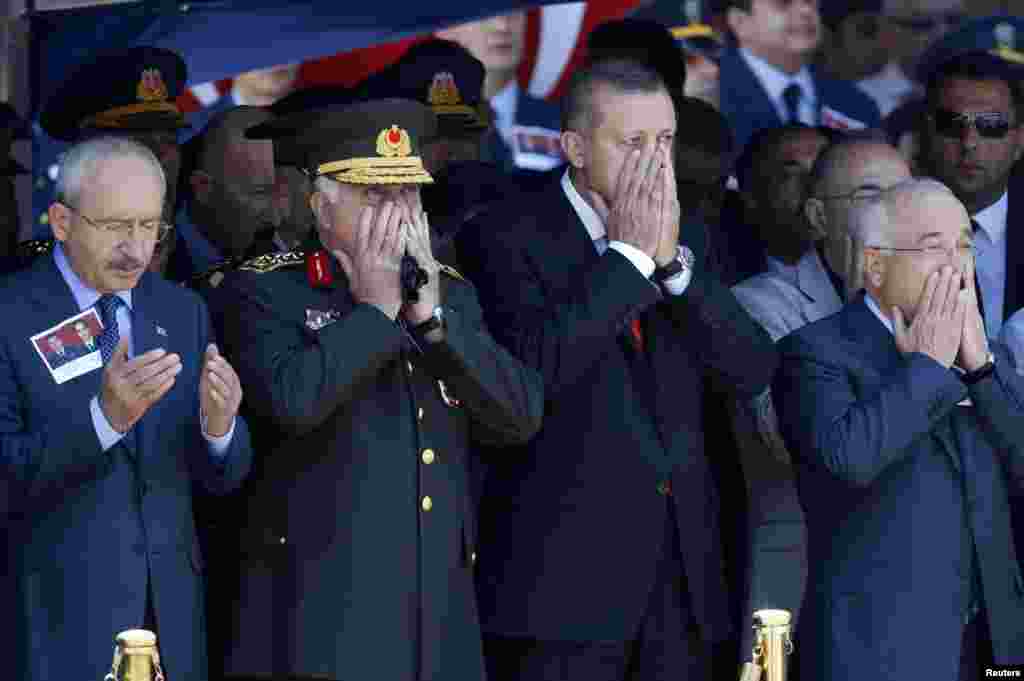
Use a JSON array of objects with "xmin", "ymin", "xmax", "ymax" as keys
[
  {"xmin": 96, "ymin": 294, "xmax": 124, "ymax": 365},
  {"xmin": 970, "ymin": 220, "xmax": 987, "ymax": 325},
  {"xmin": 782, "ymin": 83, "xmax": 803, "ymax": 124}
]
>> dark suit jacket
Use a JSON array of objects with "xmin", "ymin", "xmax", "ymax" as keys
[
  {"xmin": 719, "ymin": 47, "xmax": 882, "ymax": 152},
  {"xmin": 456, "ymin": 178, "xmax": 777, "ymax": 645},
  {"xmin": 1, "ymin": 257, "xmax": 252, "ymax": 681},
  {"xmin": 773, "ymin": 295, "xmax": 1024, "ymax": 681},
  {"xmin": 211, "ymin": 254, "xmax": 543, "ymax": 681}
]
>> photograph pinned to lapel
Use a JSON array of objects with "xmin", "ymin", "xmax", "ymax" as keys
[{"xmin": 29, "ymin": 307, "xmax": 105, "ymax": 384}]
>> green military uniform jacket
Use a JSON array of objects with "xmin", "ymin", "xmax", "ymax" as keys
[{"xmin": 210, "ymin": 250, "xmax": 543, "ymax": 681}]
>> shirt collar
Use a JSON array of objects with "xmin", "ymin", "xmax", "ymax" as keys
[
  {"xmin": 972, "ymin": 191, "xmax": 1009, "ymax": 244},
  {"xmin": 490, "ymin": 81, "xmax": 520, "ymax": 129},
  {"xmin": 561, "ymin": 169, "xmax": 605, "ymax": 242},
  {"xmin": 53, "ymin": 243, "xmax": 133, "ymax": 312},
  {"xmin": 863, "ymin": 292, "xmax": 894, "ymax": 336},
  {"xmin": 739, "ymin": 48, "xmax": 815, "ymax": 111}
]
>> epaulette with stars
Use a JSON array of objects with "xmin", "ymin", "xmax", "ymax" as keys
[{"xmin": 237, "ymin": 250, "xmax": 307, "ymax": 274}]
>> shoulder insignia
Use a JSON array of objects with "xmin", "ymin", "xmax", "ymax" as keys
[
  {"xmin": 439, "ymin": 263, "xmax": 465, "ymax": 282},
  {"xmin": 15, "ymin": 238, "xmax": 55, "ymax": 260},
  {"xmin": 238, "ymin": 250, "xmax": 307, "ymax": 274}
]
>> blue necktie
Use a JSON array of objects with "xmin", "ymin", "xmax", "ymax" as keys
[
  {"xmin": 783, "ymin": 83, "xmax": 803, "ymax": 124},
  {"xmin": 96, "ymin": 294, "xmax": 123, "ymax": 365}
]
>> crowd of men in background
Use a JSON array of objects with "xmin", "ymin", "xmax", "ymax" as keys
[{"xmin": 1, "ymin": 1, "xmax": 1024, "ymax": 680}]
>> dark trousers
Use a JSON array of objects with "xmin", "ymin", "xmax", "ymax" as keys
[
  {"xmin": 483, "ymin": 500, "xmax": 708, "ymax": 681},
  {"xmin": 959, "ymin": 609, "xmax": 994, "ymax": 681}
]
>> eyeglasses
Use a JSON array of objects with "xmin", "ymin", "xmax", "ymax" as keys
[
  {"xmin": 930, "ymin": 109, "xmax": 1015, "ymax": 140},
  {"xmin": 815, "ymin": 186, "xmax": 883, "ymax": 202},
  {"xmin": 865, "ymin": 243, "xmax": 977, "ymax": 260},
  {"xmin": 61, "ymin": 202, "xmax": 172, "ymax": 242}
]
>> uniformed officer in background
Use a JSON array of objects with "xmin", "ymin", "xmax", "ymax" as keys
[
  {"xmin": 210, "ymin": 98, "xmax": 544, "ymax": 681},
  {"xmin": 20, "ymin": 47, "xmax": 190, "ymax": 276}
]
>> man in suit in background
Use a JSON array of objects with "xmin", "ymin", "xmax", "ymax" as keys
[
  {"xmin": 437, "ymin": 11, "xmax": 564, "ymax": 174},
  {"xmin": 916, "ymin": 21, "xmax": 1024, "ymax": 337},
  {"xmin": 774, "ymin": 178, "xmax": 1024, "ymax": 681},
  {"xmin": 729, "ymin": 133, "xmax": 911, "ymax": 661},
  {"xmin": 2, "ymin": 136, "xmax": 252, "ymax": 680},
  {"xmin": 717, "ymin": 0, "xmax": 881, "ymax": 151},
  {"xmin": 458, "ymin": 58, "xmax": 777, "ymax": 681}
]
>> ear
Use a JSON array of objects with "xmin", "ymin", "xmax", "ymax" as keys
[
  {"xmin": 48, "ymin": 201, "xmax": 72, "ymax": 242},
  {"xmin": 189, "ymin": 170, "xmax": 214, "ymax": 203},
  {"xmin": 862, "ymin": 246, "xmax": 886, "ymax": 288},
  {"xmin": 560, "ymin": 130, "xmax": 586, "ymax": 169},
  {"xmin": 309, "ymin": 190, "xmax": 329, "ymax": 227}
]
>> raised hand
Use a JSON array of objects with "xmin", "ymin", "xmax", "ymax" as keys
[
  {"xmin": 200, "ymin": 344, "xmax": 243, "ymax": 438},
  {"xmin": 401, "ymin": 204, "xmax": 442, "ymax": 326},
  {"xmin": 653, "ymin": 143, "xmax": 681, "ymax": 267},
  {"xmin": 892, "ymin": 266, "xmax": 966, "ymax": 369},
  {"xmin": 99, "ymin": 338, "xmax": 182, "ymax": 433},
  {"xmin": 957, "ymin": 257, "xmax": 990, "ymax": 371},
  {"xmin": 331, "ymin": 201, "xmax": 405, "ymax": 320},
  {"xmin": 597, "ymin": 142, "xmax": 664, "ymax": 259}
]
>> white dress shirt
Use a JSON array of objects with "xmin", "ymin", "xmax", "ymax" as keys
[
  {"xmin": 54, "ymin": 245, "xmax": 234, "ymax": 456},
  {"xmin": 739, "ymin": 49, "xmax": 818, "ymax": 126},
  {"xmin": 560, "ymin": 171, "xmax": 691, "ymax": 295},
  {"xmin": 972, "ymin": 191, "xmax": 1009, "ymax": 338}
]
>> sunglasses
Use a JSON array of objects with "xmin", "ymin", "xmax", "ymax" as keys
[
  {"xmin": 889, "ymin": 12, "xmax": 963, "ymax": 32},
  {"xmin": 930, "ymin": 109, "xmax": 1015, "ymax": 140}
]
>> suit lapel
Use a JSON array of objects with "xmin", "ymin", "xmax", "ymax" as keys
[
  {"xmin": 841, "ymin": 295, "xmax": 962, "ymax": 472},
  {"xmin": 1003, "ymin": 176, "xmax": 1024, "ymax": 321},
  {"xmin": 797, "ymin": 249, "xmax": 843, "ymax": 324},
  {"xmin": 24, "ymin": 256, "xmax": 81, "ymax": 322},
  {"xmin": 129, "ymin": 273, "xmax": 163, "ymax": 461}
]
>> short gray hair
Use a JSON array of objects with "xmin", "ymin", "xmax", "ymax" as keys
[
  {"xmin": 849, "ymin": 177, "xmax": 955, "ymax": 247},
  {"xmin": 56, "ymin": 136, "xmax": 166, "ymax": 208}
]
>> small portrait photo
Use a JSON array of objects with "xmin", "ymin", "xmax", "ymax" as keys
[{"xmin": 30, "ymin": 308, "xmax": 105, "ymax": 384}]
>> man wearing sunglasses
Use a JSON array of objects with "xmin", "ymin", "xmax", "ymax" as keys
[{"xmin": 917, "ymin": 21, "xmax": 1024, "ymax": 339}]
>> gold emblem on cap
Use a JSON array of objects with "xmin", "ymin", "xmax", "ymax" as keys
[
  {"xmin": 376, "ymin": 125, "xmax": 413, "ymax": 158},
  {"xmin": 993, "ymin": 22, "xmax": 1024, "ymax": 65},
  {"xmin": 136, "ymin": 68, "xmax": 169, "ymax": 103},
  {"xmin": 428, "ymin": 71, "xmax": 463, "ymax": 107}
]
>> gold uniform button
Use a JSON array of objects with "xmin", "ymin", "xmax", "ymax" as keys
[
  {"xmin": 421, "ymin": 448, "xmax": 435, "ymax": 465},
  {"xmin": 418, "ymin": 407, "xmax": 424, "ymax": 421},
  {"xmin": 421, "ymin": 496, "xmax": 433, "ymax": 512},
  {"xmin": 279, "ymin": 536, "xmax": 287, "ymax": 545},
  {"xmin": 406, "ymin": 361, "xmax": 414, "ymax": 374},
  {"xmin": 471, "ymin": 551, "xmax": 477, "ymax": 565}
]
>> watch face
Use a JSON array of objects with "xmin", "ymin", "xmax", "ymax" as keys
[{"xmin": 679, "ymin": 246, "xmax": 695, "ymax": 269}]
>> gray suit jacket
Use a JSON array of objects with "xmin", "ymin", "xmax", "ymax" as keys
[{"xmin": 730, "ymin": 249, "xmax": 843, "ymax": 652}]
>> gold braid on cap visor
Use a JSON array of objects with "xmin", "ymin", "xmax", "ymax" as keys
[
  {"xmin": 80, "ymin": 101, "xmax": 185, "ymax": 129},
  {"xmin": 316, "ymin": 156, "xmax": 434, "ymax": 184}
]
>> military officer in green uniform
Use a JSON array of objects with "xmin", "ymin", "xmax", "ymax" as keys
[
  {"xmin": 212, "ymin": 98, "xmax": 544, "ymax": 681},
  {"xmin": 17, "ymin": 46, "xmax": 189, "ymax": 275}
]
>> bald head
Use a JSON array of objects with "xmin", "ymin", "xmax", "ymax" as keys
[
  {"xmin": 196, "ymin": 105, "xmax": 275, "ymax": 180},
  {"xmin": 809, "ymin": 137, "xmax": 909, "ymax": 200},
  {"xmin": 190, "ymin": 105, "xmax": 281, "ymax": 256},
  {"xmin": 852, "ymin": 178, "xmax": 966, "ymax": 247}
]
